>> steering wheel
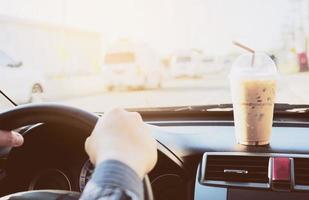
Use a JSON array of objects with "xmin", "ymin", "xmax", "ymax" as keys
[{"xmin": 0, "ymin": 103, "xmax": 154, "ymax": 200}]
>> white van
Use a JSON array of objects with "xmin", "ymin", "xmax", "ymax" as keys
[
  {"xmin": 0, "ymin": 50, "xmax": 45, "ymax": 103},
  {"xmin": 170, "ymin": 50, "xmax": 203, "ymax": 78},
  {"xmin": 103, "ymin": 41, "xmax": 162, "ymax": 90}
]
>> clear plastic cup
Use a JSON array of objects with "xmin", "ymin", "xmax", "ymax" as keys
[{"xmin": 230, "ymin": 52, "xmax": 278, "ymax": 145}]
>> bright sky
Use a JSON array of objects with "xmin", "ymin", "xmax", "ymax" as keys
[{"xmin": 0, "ymin": 0, "xmax": 302, "ymax": 55}]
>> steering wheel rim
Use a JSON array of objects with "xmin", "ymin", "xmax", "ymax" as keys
[{"xmin": 0, "ymin": 103, "xmax": 154, "ymax": 200}]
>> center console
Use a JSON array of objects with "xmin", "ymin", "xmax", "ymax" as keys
[{"xmin": 194, "ymin": 152, "xmax": 309, "ymax": 200}]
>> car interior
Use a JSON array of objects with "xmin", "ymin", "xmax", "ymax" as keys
[
  {"xmin": 1, "ymin": 0, "xmax": 309, "ymax": 200},
  {"xmin": 0, "ymin": 103, "xmax": 309, "ymax": 200}
]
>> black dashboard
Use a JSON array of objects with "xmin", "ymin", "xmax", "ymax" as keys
[
  {"xmin": 1, "ymin": 104, "xmax": 309, "ymax": 200},
  {"xmin": 143, "ymin": 106, "xmax": 309, "ymax": 200}
]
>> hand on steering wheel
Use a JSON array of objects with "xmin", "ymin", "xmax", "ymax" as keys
[
  {"xmin": 0, "ymin": 130, "xmax": 23, "ymax": 148},
  {"xmin": 85, "ymin": 108, "xmax": 157, "ymax": 179},
  {"xmin": 0, "ymin": 104, "xmax": 156, "ymax": 200}
]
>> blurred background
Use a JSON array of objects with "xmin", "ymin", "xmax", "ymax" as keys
[{"xmin": 0, "ymin": 0, "xmax": 308, "ymax": 111}]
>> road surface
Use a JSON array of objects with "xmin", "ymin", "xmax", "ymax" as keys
[{"xmin": 52, "ymin": 72, "xmax": 309, "ymax": 112}]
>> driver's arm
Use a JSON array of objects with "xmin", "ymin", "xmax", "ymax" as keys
[{"xmin": 80, "ymin": 108, "xmax": 157, "ymax": 200}]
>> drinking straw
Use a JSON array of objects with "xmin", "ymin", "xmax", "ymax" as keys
[{"xmin": 233, "ymin": 41, "xmax": 255, "ymax": 66}]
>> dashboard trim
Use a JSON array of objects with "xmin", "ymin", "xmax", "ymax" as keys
[
  {"xmin": 147, "ymin": 120, "xmax": 309, "ymax": 127},
  {"xmin": 199, "ymin": 152, "xmax": 309, "ymax": 192}
]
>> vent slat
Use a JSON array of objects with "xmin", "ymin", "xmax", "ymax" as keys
[
  {"xmin": 295, "ymin": 167, "xmax": 309, "ymax": 171},
  {"xmin": 207, "ymin": 170, "xmax": 267, "ymax": 175},
  {"xmin": 207, "ymin": 165, "xmax": 267, "ymax": 169},
  {"xmin": 207, "ymin": 158, "xmax": 268, "ymax": 162},
  {"xmin": 295, "ymin": 181, "xmax": 309, "ymax": 185},
  {"xmin": 295, "ymin": 158, "xmax": 309, "ymax": 186},
  {"xmin": 295, "ymin": 173, "xmax": 309, "ymax": 177},
  {"xmin": 205, "ymin": 155, "xmax": 269, "ymax": 184},
  {"xmin": 206, "ymin": 176, "xmax": 267, "ymax": 182}
]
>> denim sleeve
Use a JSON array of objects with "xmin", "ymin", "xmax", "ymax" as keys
[{"xmin": 79, "ymin": 160, "xmax": 143, "ymax": 200}]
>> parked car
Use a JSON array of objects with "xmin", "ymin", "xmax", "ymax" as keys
[
  {"xmin": 0, "ymin": 50, "xmax": 45, "ymax": 103},
  {"xmin": 103, "ymin": 41, "xmax": 163, "ymax": 90}
]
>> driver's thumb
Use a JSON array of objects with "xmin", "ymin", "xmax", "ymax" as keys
[{"xmin": 0, "ymin": 131, "xmax": 24, "ymax": 147}]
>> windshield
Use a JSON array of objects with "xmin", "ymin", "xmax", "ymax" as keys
[
  {"xmin": 176, "ymin": 56, "xmax": 192, "ymax": 63},
  {"xmin": 0, "ymin": 0, "xmax": 309, "ymax": 112},
  {"xmin": 0, "ymin": 51, "xmax": 14, "ymax": 66}
]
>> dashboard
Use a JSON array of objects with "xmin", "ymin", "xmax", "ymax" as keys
[
  {"xmin": 151, "ymin": 122, "xmax": 309, "ymax": 200},
  {"xmin": 1, "ymin": 107, "xmax": 309, "ymax": 200}
]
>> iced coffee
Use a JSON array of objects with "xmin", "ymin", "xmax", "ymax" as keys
[{"xmin": 230, "ymin": 52, "xmax": 277, "ymax": 145}]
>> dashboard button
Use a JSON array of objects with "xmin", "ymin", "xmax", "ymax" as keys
[{"xmin": 272, "ymin": 157, "xmax": 291, "ymax": 181}]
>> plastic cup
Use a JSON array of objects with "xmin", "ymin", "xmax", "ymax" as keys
[{"xmin": 230, "ymin": 52, "xmax": 277, "ymax": 145}]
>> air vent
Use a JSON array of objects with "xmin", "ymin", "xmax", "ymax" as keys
[
  {"xmin": 294, "ymin": 158, "xmax": 309, "ymax": 186},
  {"xmin": 204, "ymin": 155, "xmax": 269, "ymax": 183}
]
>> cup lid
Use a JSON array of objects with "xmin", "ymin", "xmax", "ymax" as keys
[{"xmin": 230, "ymin": 52, "xmax": 277, "ymax": 78}]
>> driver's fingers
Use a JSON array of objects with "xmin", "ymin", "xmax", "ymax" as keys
[{"xmin": 0, "ymin": 131, "xmax": 24, "ymax": 147}]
